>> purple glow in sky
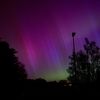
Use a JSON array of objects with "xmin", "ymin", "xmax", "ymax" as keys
[{"xmin": 0, "ymin": 0, "xmax": 100, "ymax": 81}]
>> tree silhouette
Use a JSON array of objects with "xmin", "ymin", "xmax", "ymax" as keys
[
  {"xmin": 0, "ymin": 39, "xmax": 27, "ymax": 80},
  {"xmin": 67, "ymin": 38, "xmax": 100, "ymax": 83}
]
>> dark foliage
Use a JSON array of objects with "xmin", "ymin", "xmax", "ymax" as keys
[
  {"xmin": 0, "ymin": 39, "xmax": 27, "ymax": 80},
  {"xmin": 67, "ymin": 38, "xmax": 100, "ymax": 83}
]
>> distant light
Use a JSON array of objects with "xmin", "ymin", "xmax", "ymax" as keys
[{"xmin": 69, "ymin": 84, "xmax": 72, "ymax": 87}]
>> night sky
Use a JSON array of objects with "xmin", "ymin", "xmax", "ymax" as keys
[{"xmin": 0, "ymin": 0, "xmax": 100, "ymax": 81}]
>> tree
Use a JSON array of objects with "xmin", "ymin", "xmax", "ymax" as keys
[
  {"xmin": 0, "ymin": 39, "xmax": 27, "ymax": 80},
  {"xmin": 67, "ymin": 38, "xmax": 100, "ymax": 83}
]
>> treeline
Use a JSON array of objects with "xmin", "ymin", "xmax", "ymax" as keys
[{"xmin": 1, "ymin": 36, "xmax": 100, "ymax": 97}]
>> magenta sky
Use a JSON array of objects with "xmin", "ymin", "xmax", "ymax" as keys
[{"xmin": 0, "ymin": 0, "xmax": 100, "ymax": 81}]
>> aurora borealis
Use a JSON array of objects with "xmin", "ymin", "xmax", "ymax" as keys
[{"xmin": 0, "ymin": 0, "xmax": 100, "ymax": 81}]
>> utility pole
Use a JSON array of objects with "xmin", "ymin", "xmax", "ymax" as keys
[{"xmin": 72, "ymin": 32, "xmax": 77, "ymax": 81}]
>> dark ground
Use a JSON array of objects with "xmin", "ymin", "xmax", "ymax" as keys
[{"xmin": 11, "ymin": 79, "xmax": 100, "ymax": 99}]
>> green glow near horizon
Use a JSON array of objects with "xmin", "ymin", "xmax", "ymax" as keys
[{"xmin": 41, "ymin": 69, "xmax": 69, "ymax": 82}]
